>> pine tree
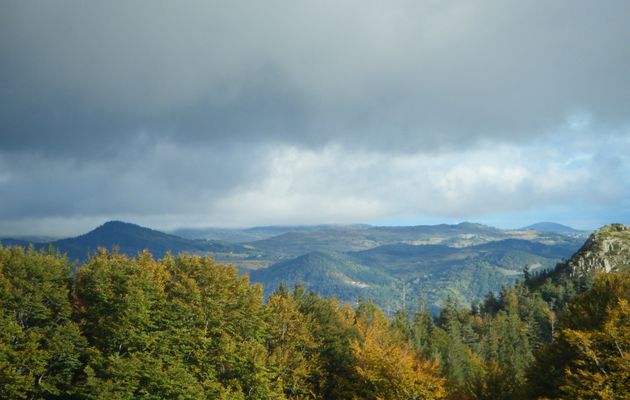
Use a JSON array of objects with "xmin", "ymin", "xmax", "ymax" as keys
[
  {"xmin": 437, "ymin": 297, "xmax": 484, "ymax": 399},
  {"xmin": 411, "ymin": 297, "xmax": 437, "ymax": 360}
]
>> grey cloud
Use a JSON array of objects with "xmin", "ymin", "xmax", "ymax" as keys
[
  {"xmin": 1, "ymin": 0, "xmax": 629, "ymax": 231},
  {"xmin": 0, "ymin": 142, "xmax": 270, "ymax": 219},
  {"xmin": 2, "ymin": 0, "xmax": 630, "ymax": 158}
]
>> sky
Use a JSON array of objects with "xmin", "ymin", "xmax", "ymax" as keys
[{"xmin": 1, "ymin": 0, "xmax": 629, "ymax": 236}]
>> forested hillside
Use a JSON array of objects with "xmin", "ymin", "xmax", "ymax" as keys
[
  {"xmin": 251, "ymin": 239, "xmax": 579, "ymax": 313},
  {"xmin": 399, "ymin": 223, "xmax": 630, "ymax": 399},
  {"xmin": 1, "ymin": 221, "xmax": 585, "ymax": 311},
  {"xmin": 1, "ymin": 224, "xmax": 628, "ymax": 399}
]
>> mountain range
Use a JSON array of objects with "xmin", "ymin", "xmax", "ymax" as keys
[
  {"xmin": 251, "ymin": 237, "xmax": 582, "ymax": 312},
  {"xmin": 0, "ymin": 220, "xmax": 589, "ymax": 311}
]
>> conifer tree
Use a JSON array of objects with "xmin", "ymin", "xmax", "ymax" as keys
[{"xmin": 411, "ymin": 298, "xmax": 437, "ymax": 359}]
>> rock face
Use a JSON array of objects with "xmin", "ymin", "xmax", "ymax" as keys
[{"xmin": 567, "ymin": 224, "xmax": 630, "ymax": 277}]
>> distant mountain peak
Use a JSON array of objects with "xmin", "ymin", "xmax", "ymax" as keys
[
  {"xmin": 84, "ymin": 220, "xmax": 180, "ymax": 238},
  {"xmin": 94, "ymin": 220, "xmax": 152, "ymax": 231},
  {"xmin": 457, "ymin": 221, "xmax": 485, "ymax": 227},
  {"xmin": 100, "ymin": 220, "xmax": 132, "ymax": 226},
  {"xmin": 521, "ymin": 222, "xmax": 579, "ymax": 233},
  {"xmin": 46, "ymin": 220, "xmax": 240, "ymax": 262}
]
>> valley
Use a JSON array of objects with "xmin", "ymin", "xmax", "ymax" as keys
[{"xmin": 1, "ymin": 220, "xmax": 587, "ymax": 311}]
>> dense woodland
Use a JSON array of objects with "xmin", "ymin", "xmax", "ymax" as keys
[{"xmin": 1, "ymin": 244, "xmax": 628, "ymax": 399}]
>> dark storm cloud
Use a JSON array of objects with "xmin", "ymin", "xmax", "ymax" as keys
[
  {"xmin": 0, "ymin": 141, "xmax": 270, "ymax": 218},
  {"xmin": 1, "ymin": 0, "xmax": 629, "ymax": 233},
  {"xmin": 2, "ymin": 0, "xmax": 630, "ymax": 157}
]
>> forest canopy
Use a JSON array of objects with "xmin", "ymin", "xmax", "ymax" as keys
[
  {"xmin": 0, "ymin": 245, "xmax": 628, "ymax": 399},
  {"xmin": 0, "ymin": 246, "xmax": 444, "ymax": 400}
]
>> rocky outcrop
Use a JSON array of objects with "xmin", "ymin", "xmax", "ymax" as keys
[{"xmin": 567, "ymin": 224, "xmax": 630, "ymax": 277}]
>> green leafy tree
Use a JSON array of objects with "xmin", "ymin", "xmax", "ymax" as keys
[
  {"xmin": 0, "ymin": 246, "xmax": 86, "ymax": 399},
  {"xmin": 295, "ymin": 292, "xmax": 359, "ymax": 400},
  {"xmin": 265, "ymin": 289, "xmax": 320, "ymax": 399}
]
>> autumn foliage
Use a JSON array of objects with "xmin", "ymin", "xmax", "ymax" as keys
[
  {"xmin": 2, "ymin": 244, "xmax": 628, "ymax": 399},
  {"xmin": 0, "ymin": 246, "xmax": 446, "ymax": 399}
]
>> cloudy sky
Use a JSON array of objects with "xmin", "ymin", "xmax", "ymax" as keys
[{"xmin": 1, "ymin": 0, "xmax": 629, "ymax": 236}]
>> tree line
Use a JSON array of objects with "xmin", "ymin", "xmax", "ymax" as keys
[{"xmin": 1, "ymin": 245, "xmax": 628, "ymax": 399}]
